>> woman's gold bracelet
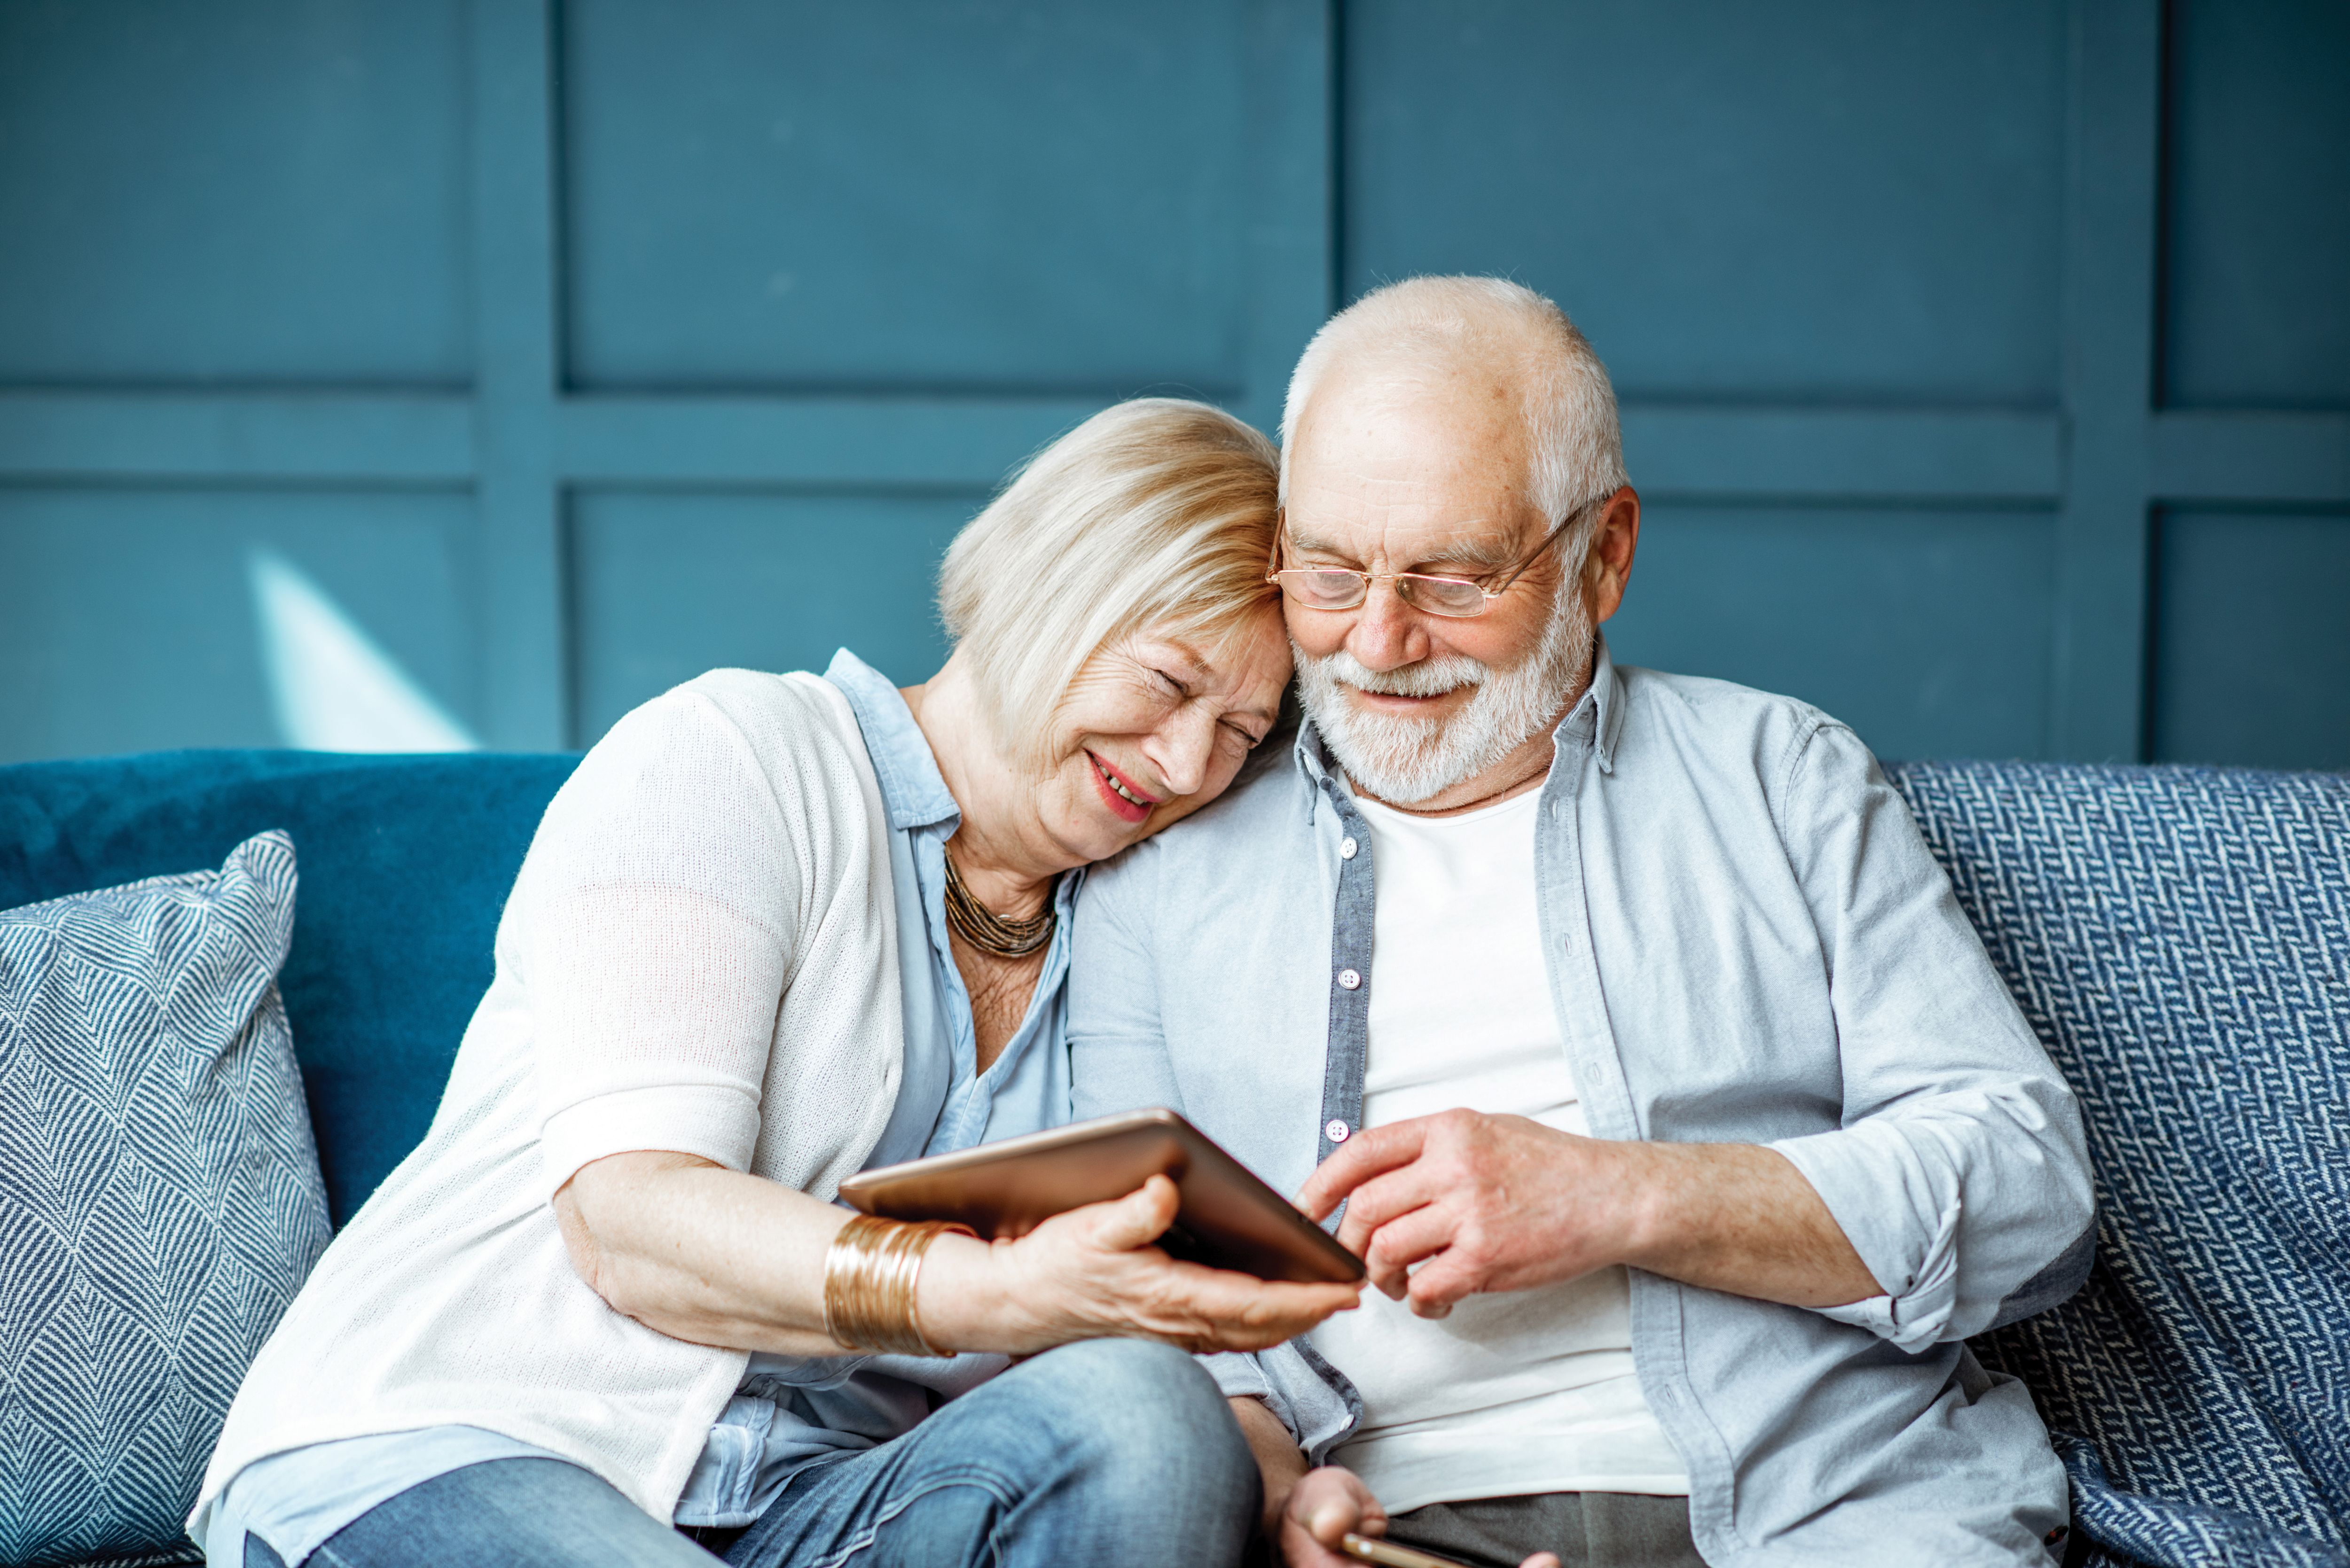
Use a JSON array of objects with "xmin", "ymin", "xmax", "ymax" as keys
[{"xmin": 822, "ymin": 1214, "xmax": 972, "ymax": 1357}]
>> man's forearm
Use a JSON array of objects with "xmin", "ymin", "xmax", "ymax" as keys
[
  {"xmin": 1300, "ymin": 1111, "xmax": 1882, "ymax": 1318},
  {"xmin": 1230, "ymin": 1396, "xmax": 1309, "ymax": 1537},
  {"xmin": 1622, "ymin": 1140, "xmax": 1880, "ymax": 1308}
]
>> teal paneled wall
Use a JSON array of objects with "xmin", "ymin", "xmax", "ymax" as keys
[
  {"xmin": 1606, "ymin": 506, "xmax": 2058, "ymax": 764},
  {"xmin": 2162, "ymin": 0, "xmax": 2350, "ymax": 411},
  {"xmin": 561, "ymin": 0, "xmax": 1255, "ymax": 397},
  {"xmin": 1, "ymin": 0, "xmax": 2343, "ymax": 767},
  {"xmin": 2153, "ymin": 509, "xmax": 2350, "ymax": 771},
  {"xmin": 569, "ymin": 490, "xmax": 979, "ymax": 740},
  {"xmin": 0, "ymin": 0, "xmax": 470, "ymax": 385},
  {"xmin": 0, "ymin": 487, "xmax": 477, "ymax": 758},
  {"xmin": 1343, "ymin": 0, "xmax": 2069, "ymax": 405}
]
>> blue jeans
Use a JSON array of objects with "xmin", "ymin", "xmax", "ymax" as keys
[{"xmin": 244, "ymin": 1340, "xmax": 1259, "ymax": 1568}]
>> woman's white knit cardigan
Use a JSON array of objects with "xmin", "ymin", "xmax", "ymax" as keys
[{"xmin": 194, "ymin": 671, "xmax": 906, "ymax": 1526}]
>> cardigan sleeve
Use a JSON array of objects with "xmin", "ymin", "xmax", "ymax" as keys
[{"xmin": 517, "ymin": 684, "xmax": 816, "ymax": 1196}]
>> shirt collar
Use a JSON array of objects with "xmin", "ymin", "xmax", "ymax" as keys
[
  {"xmin": 822, "ymin": 648, "xmax": 961, "ymax": 833},
  {"xmin": 1289, "ymin": 631, "xmax": 1626, "ymax": 800},
  {"xmin": 1580, "ymin": 632, "xmax": 1626, "ymax": 773}
]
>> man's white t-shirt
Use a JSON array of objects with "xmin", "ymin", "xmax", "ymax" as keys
[{"xmin": 1306, "ymin": 787, "xmax": 1690, "ymax": 1514}]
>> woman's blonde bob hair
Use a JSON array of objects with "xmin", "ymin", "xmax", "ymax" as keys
[{"xmin": 938, "ymin": 397, "xmax": 1280, "ymax": 769}]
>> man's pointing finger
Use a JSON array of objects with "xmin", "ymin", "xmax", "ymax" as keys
[{"xmin": 1294, "ymin": 1119, "xmax": 1429, "ymax": 1220}]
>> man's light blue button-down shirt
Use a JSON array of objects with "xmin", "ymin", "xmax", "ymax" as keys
[{"xmin": 1068, "ymin": 637, "xmax": 2096, "ymax": 1567}]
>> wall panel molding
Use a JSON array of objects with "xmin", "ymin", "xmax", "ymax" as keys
[
  {"xmin": 2048, "ymin": 0, "xmax": 2163, "ymax": 761},
  {"xmin": 557, "ymin": 398, "xmax": 1113, "ymax": 488},
  {"xmin": 1622, "ymin": 408, "xmax": 2064, "ymax": 504},
  {"xmin": 2150, "ymin": 412, "xmax": 2350, "ymax": 505},
  {"xmin": 0, "ymin": 393, "xmax": 473, "ymax": 483},
  {"xmin": 469, "ymin": 0, "xmax": 566, "ymax": 749}
]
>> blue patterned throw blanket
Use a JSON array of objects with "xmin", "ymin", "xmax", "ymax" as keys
[{"xmin": 1888, "ymin": 762, "xmax": 2350, "ymax": 1568}]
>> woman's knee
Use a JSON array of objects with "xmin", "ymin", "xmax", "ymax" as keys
[{"xmin": 1014, "ymin": 1339, "xmax": 1255, "ymax": 1498}]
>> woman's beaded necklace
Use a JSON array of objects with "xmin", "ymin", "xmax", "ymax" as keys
[{"xmin": 941, "ymin": 844, "xmax": 1058, "ymax": 958}]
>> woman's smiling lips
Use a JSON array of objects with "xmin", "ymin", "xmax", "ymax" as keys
[{"xmin": 1085, "ymin": 750, "xmax": 1158, "ymax": 824}]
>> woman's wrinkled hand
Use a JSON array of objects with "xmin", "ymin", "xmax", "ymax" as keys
[{"xmin": 918, "ymin": 1174, "xmax": 1361, "ymax": 1357}]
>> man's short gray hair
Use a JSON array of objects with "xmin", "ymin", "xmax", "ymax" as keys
[{"xmin": 1279, "ymin": 276, "xmax": 1629, "ymax": 527}]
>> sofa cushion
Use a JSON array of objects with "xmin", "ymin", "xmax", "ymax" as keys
[
  {"xmin": 0, "ymin": 832, "xmax": 329, "ymax": 1568},
  {"xmin": 0, "ymin": 750, "xmax": 578, "ymax": 1224},
  {"xmin": 1889, "ymin": 762, "xmax": 2350, "ymax": 1567}
]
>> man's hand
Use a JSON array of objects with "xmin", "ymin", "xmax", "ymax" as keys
[
  {"xmin": 1280, "ymin": 1466, "xmax": 1385, "ymax": 1568},
  {"xmin": 1228, "ymin": 1399, "xmax": 1560, "ymax": 1568},
  {"xmin": 1281, "ymin": 1465, "xmax": 1558, "ymax": 1568},
  {"xmin": 1294, "ymin": 1110, "xmax": 1645, "ymax": 1316},
  {"xmin": 1294, "ymin": 1109, "xmax": 1880, "ymax": 1316}
]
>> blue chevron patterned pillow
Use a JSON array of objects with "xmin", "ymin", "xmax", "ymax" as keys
[{"xmin": 0, "ymin": 831, "xmax": 329, "ymax": 1568}]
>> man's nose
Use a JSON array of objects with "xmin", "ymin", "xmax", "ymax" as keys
[{"xmin": 1343, "ymin": 579, "xmax": 1429, "ymax": 672}]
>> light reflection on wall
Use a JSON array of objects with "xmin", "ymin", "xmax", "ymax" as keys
[{"xmin": 246, "ymin": 549, "xmax": 479, "ymax": 753}]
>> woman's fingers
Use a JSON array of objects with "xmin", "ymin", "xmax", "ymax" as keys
[
  {"xmin": 1159, "ymin": 1267, "xmax": 1362, "ymax": 1350},
  {"xmin": 1015, "ymin": 1174, "xmax": 1361, "ymax": 1350},
  {"xmin": 1065, "ymin": 1172, "xmax": 1182, "ymax": 1253}
]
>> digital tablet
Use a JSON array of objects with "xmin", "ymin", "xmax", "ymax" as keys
[{"xmin": 837, "ymin": 1108, "xmax": 1364, "ymax": 1285}]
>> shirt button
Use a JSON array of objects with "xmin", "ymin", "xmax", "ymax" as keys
[
  {"xmin": 1326, "ymin": 1119, "xmax": 1351, "ymax": 1143},
  {"xmin": 1339, "ymin": 836, "xmax": 1358, "ymax": 860},
  {"xmin": 1337, "ymin": 968, "xmax": 1362, "ymax": 990}
]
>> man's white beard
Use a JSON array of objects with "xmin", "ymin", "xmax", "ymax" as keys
[{"xmin": 1296, "ymin": 587, "xmax": 1592, "ymax": 805}]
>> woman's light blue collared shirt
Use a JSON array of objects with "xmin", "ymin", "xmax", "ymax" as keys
[{"xmin": 204, "ymin": 650, "xmax": 1073, "ymax": 1563}]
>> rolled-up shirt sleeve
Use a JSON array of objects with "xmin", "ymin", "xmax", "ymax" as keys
[
  {"xmin": 512, "ymin": 689, "xmax": 808, "ymax": 1197},
  {"xmin": 1767, "ymin": 721, "xmax": 2095, "ymax": 1350}
]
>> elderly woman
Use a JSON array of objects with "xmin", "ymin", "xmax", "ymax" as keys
[{"xmin": 192, "ymin": 400, "xmax": 1358, "ymax": 1568}]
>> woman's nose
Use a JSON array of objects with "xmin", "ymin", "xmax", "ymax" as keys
[{"xmin": 1149, "ymin": 708, "xmax": 1217, "ymax": 797}]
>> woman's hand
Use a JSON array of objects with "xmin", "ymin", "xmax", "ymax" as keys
[
  {"xmin": 919, "ymin": 1175, "xmax": 1362, "ymax": 1356},
  {"xmin": 559, "ymin": 1154, "xmax": 1355, "ymax": 1360}
]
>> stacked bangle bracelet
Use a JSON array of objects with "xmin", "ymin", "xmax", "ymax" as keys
[{"xmin": 822, "ymin": 1214, "xmax": 973, "ymax": 1357}]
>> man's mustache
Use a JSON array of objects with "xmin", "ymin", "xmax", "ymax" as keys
[{"xmin": 1300, "ymin": 648, "xmax": 1490, "ymax": 700}]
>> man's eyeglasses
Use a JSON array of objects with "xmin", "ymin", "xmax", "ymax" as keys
[{"xmin": 1266, "ymin": 496, "xmax": 1606, "ymax": 619}]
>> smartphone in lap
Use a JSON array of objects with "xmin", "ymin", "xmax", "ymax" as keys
[{"xmin": 1340, "ymin": 1532, "xmax": 1479, "ymax": 1568}]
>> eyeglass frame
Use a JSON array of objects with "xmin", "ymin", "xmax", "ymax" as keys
[{"xmin": 1264, "ymin": 492, "xmax": 1611, "ymax": 619}]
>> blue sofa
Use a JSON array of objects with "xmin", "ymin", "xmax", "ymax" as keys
[{"xmin": 1, "ymin": 749, "xmax": 2343, "ymax": 1568}]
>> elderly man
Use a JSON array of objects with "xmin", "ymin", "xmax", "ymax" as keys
[{"xmin": 1069, "ymin": 277, "xmax": 2094, "ymax": 1568}]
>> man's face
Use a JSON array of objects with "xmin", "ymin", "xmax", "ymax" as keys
[{"xmin": 1279, "ymin": 365, "xmax": 1586, "ymax": 803}]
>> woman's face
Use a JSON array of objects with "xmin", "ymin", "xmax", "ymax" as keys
[{"xmin": 1033, "ymin": 608, "xmax": 1292, "ymax": 866}]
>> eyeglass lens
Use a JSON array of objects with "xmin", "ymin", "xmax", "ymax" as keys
[{"xmin": 1277, "ymin": 569, "xmax": 1489, "ymax": 617}]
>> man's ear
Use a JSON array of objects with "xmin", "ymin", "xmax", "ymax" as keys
[{"xmin": 1586, "ymin": 487, "xmax": 1641, "ymax": 624}]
